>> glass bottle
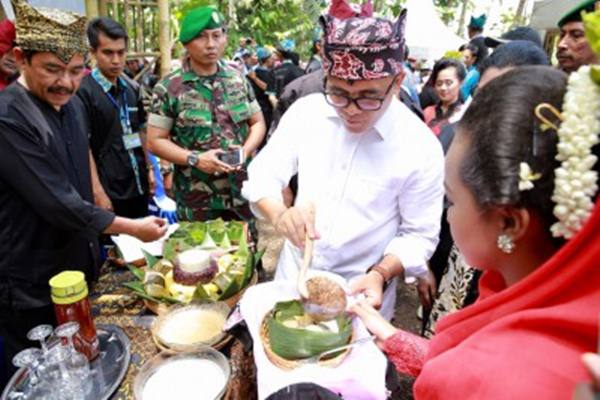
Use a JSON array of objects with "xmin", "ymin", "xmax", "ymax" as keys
[{"xmin": 49, "ymin": 271, "xmax": 99, "ymax": 360}]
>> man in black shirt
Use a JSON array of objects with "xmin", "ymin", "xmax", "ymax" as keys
[
  {"xmin": 247, "ymin": 47, "xmax": 276, "ymax": 131},
  {"xmin": 0, "ymin": 1, "xmax": 167, "ymax": 385},
  {"xmin": 78, "ymin": 17, "xmax": 152, "ymax": 218},
  {"xmin": 272, "ymin": 45, "xmax": 304, "ymax": 98}
]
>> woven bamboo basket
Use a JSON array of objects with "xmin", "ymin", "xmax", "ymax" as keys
[{"xmin": 259, "ymin": 314, "xmax": 353, "ymax": 370}]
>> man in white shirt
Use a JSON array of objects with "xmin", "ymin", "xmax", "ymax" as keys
[{"xmin": 242, "ymin": 1, "xmax": 444, "ymax": 319}]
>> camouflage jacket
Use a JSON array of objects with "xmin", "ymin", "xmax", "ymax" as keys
[{"xmin": 149, "ymin": 59, "xmax": 261, "ymax": 221}]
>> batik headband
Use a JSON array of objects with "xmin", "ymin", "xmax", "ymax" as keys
[{"xmin": 320, "ymin": 5, "xmax": 407, "ymax": 81}]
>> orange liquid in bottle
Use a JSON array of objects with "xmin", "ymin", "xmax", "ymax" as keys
[{"xmin": 50, "ymin": 271, "xmax": 100, "ymax": 360}]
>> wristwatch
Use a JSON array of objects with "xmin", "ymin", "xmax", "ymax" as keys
[
  {"xmin": 186, "ymin": 151, "xmax": 200, "ymax": 167},
  {"xmin": 159, "ymin": 164, "xmax": 174, "ymax": 175}
]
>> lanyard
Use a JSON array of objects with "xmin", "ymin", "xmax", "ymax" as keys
[
  {"xmin": 92, "ymin": 72, "xmax": 144, "ymax": 195},
  {"xmin": 105, "ymin": 89, "xmax": 133, "ymax": 135}
]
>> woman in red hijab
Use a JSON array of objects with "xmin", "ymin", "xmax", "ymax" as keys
[
  {"xmin": 0, "ymin": 19, "xmax": 16, "ymax": 90},
  {"xmin": 352, "ymin": 66, "xmax": 600, "ymax": 399}
]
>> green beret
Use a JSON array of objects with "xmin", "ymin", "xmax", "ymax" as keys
[
  {"xmin": 558, "ymin": 0, "xmax": 596, "ymax": 27},
  {"xmin": 468, "ymin": 14, "xmax": 487, "ymax": 30},
  {"xmin": 179, "ymin": 6, "xmax": 224, "ymax": 44}
]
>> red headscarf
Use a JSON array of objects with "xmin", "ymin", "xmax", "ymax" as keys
[
  {"xmin": 0, "ymin": 20, "xmax": 15, "ymax": 57},
  {"xmin": 414, "ymin": 197, "xmax": 600, "ymax": 399}
]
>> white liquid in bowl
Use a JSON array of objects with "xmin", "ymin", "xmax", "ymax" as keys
[{"xmin": 142, "ymin": 359, "xmax": 226, "ymax": 400}]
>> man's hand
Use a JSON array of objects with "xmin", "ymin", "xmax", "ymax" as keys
[
  {"xmin": 131, "ymin": 216, "xmax": 168, "ymax": 242},
  {"xmin": 163, "ymin": 171, "xmax": 173, "ymax": 197},
  {"xmin": 416, "ymin": 269, "xmax": 437, "ymax": 312},
  {"xmin": 195, "ymin": 149, "xmax": 235, "ymax": 176},
  {"xmin": 94, "ymin": 188, "xmax": 113, "ymax": 211},
  {"xmin": 147, "ymin": 168, "xmax": 156, "ymax": 196},
  {"xmin": 273, "ymin": 204, "xmax": 319, "ymax": 248},
  {"xmin": 350, "ymin": 271, "xmax": 385, "ymax": 309}
]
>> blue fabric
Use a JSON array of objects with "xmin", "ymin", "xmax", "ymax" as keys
[
  {"xmin": 147, "ymin": 154, "xmax": 178, "ymax": 224},
  {"xmin": 402, "ymin": 69, "xmax": 421, "ymax": 107},
  {"xmin": 461, "ymin": 67, "xmax": 480, "ymax": 101}
]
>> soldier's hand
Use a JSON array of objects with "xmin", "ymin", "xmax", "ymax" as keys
[
  {"xmin": 132, "ymin": 216, "xmax": 168, "ymax": 242},
  {"xmin": 273, "ymin": 204, "xmax": 320, "ymax": 248},
  {"xmin": 195, "ymin": 149, "xmax": 235, "ymax": 176}
]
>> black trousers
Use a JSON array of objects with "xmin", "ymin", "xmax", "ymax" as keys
[
  {"xmin": 112, "ymin": 195, "xmax": 149, "ymax": 219},
  {"xmin": 0, "ymin": 304, "xmax": 56, "ymax": 390}
]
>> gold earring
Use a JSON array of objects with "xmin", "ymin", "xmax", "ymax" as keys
[{"xmin": 497, "ymin": 234, "xmax": 515, "ymax": 254}]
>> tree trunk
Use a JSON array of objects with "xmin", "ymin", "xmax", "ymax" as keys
[
  {"xmin": 457, "ymin": 0, "xmax": 469, "ymax": 37},
  {"xmin": 515, "ymin": 0, "xmax": 528, "ymax": 25},
  {"xmin": 85, "ymin": 0, "xmax": 99, "ymax": 19},
  {"xmin": 158, "ymin": 0, "xmax": 171, "ymax": 78}
]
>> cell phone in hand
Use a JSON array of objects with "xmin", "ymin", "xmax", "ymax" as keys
[{"xmin": 217, "ymin": 148, "xmax": 244, "ymax": 166}]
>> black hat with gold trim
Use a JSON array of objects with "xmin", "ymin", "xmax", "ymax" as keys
[{"xmin": 11, "ymin": 0, "xmax": 87, "ymax": 64}]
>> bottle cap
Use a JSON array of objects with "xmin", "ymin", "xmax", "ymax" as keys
[{"xmin": 49, "ymin": 270, "xmax": 88, "ymax": 305}]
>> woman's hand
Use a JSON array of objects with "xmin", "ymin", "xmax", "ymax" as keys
[
  {"xmin": 349, "ymin": 299, "xmax": 398, "ymax": 344},
  {"xmin": 350, "ymin": 271, "xmax": 385, "ymax": 309}
]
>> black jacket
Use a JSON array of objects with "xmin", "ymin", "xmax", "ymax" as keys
[{"xmin": 0, "ymin": 83, "xmax": 114, "ymax": 309}]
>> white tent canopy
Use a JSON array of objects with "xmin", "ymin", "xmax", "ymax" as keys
[
  {"xmin": 404, "ymin": 0, "xmax": 466, "ymax": 60},
  {"xmin": 530, "ymin": 0, "xmax": 580, "ymax": 30}
]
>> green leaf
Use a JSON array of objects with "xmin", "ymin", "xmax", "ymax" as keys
[
  {"xmin": 226, "ymin": 221, "xmax": 244, "ymax": 243},
  {"xmin": 253, "ymin": 248, "xmax": 266, "ymax": 269},
  {"xmin": 192, "ymin": 283, "xmax": 213, "ymax": 301},
  {"xmin": 206, "ymin": 218, "xmax": 226, "ymax": 245},
  {"xmin": 235, "ymin": 228, "xmax": 250, "ymax": 259},
  {"xmin": 122, "ymin": 281, "xmax": 182, "ymax": 304},
  {"xmin": 267, "ymin": 300, "xmax": 352, "ymax": 360},
  {"xmin": 273, "ymin": 300, "xmax": 304, "ymax": 320},
  {"xmin": 584, "ymin": 10, "xmax": 600, "ymax": 58},
  {"xmin": 221, "ymin": 232, "xmax": 232, "ymax": 249},
  {"xmin": 141, "ymin": 249, "xmax": 159, "ymax": 269},
  {"xmin": 218, "ymin": 277, "xmax": 241, "ymax": 301},
  {"xmin": 591, "ymin": 65, "xmax": 600, "ymax": 86},
  {"xmin": 188, "ymin": 222, "xmax": 207, "ymax": 244},
  {"xmin": 126, "ymin": 264, "xmax": 145, "ymax": 281},
  {"xmin": 199, "ymin": 230, "xmax": 218, "ymax": 250}
]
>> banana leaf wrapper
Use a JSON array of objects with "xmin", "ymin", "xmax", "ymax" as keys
[{"xmin": 267, "ymin": 300, "xmax": 352, "ymax": 360}]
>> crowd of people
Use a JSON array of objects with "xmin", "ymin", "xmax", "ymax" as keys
[{"xmin": 0, "ymin": 0, "xmax": 599, "ymax": 397}]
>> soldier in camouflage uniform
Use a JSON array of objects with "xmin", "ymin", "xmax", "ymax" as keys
[{"xmin": 147, "ymin": 6, "xmax": 266, "ymax": 222}]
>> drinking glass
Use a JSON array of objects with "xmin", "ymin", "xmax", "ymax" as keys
[{"xmin": 54, "ymin": 321, "xmax": 91, "ymax": 393}]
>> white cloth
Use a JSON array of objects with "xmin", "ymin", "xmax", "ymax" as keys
[
  {"xmin": 242, "ymin": 94, "xmax": 444, "ymax": 319},
  {"xmin": 111, "ymin": 223, "xmax": 179, "ymax": 262},
  {"xmin": 239, "ymin": 280, "xmax": 388, "ymax": 400}
]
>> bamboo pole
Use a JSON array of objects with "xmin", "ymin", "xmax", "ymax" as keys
[
  {"xmin": 158, "ymin": 0, "xmax": 171, "ymax": 77},
  {"xmin": 136, "ymin": 4, "xmax": 144, "ymax": 52},
  {"xmin": 85, "ymin": 0, "xmax": 99, "ymax": 19},
  {"xmin": 124, "ymin": 0, "xmax": 131, "ymax": 34},
  {"xmin": 99, "ymin": 0, "xmax": 108, "ymax": 16}
]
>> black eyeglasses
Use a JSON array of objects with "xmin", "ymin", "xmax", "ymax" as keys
[{"xmin": 323, "ymin": 78, "xmax": 397, "ymax": 111}]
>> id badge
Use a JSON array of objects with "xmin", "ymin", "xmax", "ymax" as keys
[{"xmin": 123, "ymin": 133, "xmax": 142, "ymax": 150}]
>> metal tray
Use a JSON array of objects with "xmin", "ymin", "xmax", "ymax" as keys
[{"xmin": 2, "ymin": 324, "xmax": 131, "ymax": 400}]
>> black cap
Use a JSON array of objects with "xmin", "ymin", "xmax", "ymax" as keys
[{"xmin": 484, "ymin": 26, "xmax": 543, "ymax": 48}]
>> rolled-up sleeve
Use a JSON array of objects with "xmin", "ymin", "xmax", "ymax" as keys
[
  {"xmin": 384, "ymin": 140, "xmax": 444, "ymax": 272},
  {"xmin": 0, "ymin": 119, "xmax": 115, "ymax": 239},
  {"xmin": 148, "ymin": 80, "xmax": 175, "ymax": 131},
  {"xmin": 241, "ymin": 101, "xmax": 301, "ymax": 218}
]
